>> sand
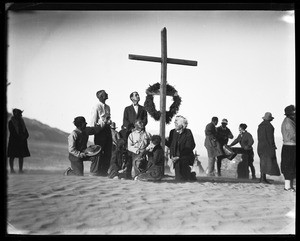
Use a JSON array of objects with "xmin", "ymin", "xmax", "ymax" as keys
[{"xmin": 6, "ymin": 169, "xmax": 295, "ymax": 236}]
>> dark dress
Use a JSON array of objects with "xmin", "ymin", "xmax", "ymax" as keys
[
  {"xmin": 257, "ymin": 120, "xmax": 280, "ymax": 176},
  {"xmin": 166, "ymin": 128, "xmax": 196, "ymax": 181},
  {"xmin": 136, "ymin": 145, "xmax": 164, "ymax": 181},
  {"xmin": 7, "ymin": 117, "xmax": 30, "ymax": 158}
]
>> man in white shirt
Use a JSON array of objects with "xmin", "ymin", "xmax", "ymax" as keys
[{"xmin": 91, "ymin": 90, "xmax": 112, "ymax": 176}]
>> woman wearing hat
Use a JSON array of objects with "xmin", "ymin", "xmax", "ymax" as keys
[
  {"xmin": 257, "ymin": 112, "xmax": 280, "ymax": 184},
  {"xmin": 7, "ymin": 108, "xmax": 30, "ymax": 174},
  {"xmin": 281, "ymin": 105, "xmax": 296, "ymax": 192}
]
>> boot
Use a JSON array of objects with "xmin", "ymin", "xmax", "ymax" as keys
[{"xmin": 259, "ymin": 173, "xmax": 271, "ymax": 184}]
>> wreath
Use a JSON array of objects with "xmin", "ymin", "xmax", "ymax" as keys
[{"xmin": 144, "ymin": 82, "xmax": 181, "ymax": 124}]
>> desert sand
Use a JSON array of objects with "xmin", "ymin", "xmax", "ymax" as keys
[{"xmin": 6, "ymin": 168, "xmax": 295, "ymax": 235}]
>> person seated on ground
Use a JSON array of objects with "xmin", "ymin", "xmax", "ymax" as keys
[
  {"xmin": 127, "ymin": 119, "xmax": 151, "ymax": 179},
  {"xmin": 107, "ymin": 138, "xmax": 130, "ymax": 179},
  {"xmin": 229, "ymin": 123, "xmax": 256, "ymax": 180},
  {"xmin": 135, "ymin": 135, "xmax": 164, "ymax": 181},
  {"xmin": 64, "ymin": 116, "xmax": 103, "ymax": 176},
  {"xmin": 165, "ymin": 115, "xmax": 197, "ymax": 182}
]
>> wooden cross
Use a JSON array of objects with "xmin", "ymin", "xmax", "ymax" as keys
[{"xmin": 129, "ymin": 27, "xmax": 197, "ymax": 154}]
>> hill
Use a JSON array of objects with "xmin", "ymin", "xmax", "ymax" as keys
[{"xmin": 7, "ymin": 113, "xmax": 69, "ymax": 144}]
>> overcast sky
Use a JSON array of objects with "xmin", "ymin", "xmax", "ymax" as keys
[{"xmin": 7, "ymin": 10, "xmax": 295, "ymax": 155}]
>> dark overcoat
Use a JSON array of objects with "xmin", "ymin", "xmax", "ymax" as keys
[
  {"xmin": 204, "ymin": 122, "xmax": 223, "ymax": 158},
  {"xmin": 7, "ymin": 117, "xmax": 30, "ymax": 158},
  {"xmin": 166, "ymin": 128, "xmax": 195, "ymax": 181},
  {"xmin": 123, "ymin": 104, "xmax": 148, "ymax": 130},
  {"xmin": 257, "ymin": 120, "xmax": 280, "ymax": 176}
]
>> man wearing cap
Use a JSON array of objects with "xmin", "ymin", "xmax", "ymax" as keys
[
  {"xmin": 280, "ymin": 105, "xmax": 296, "ymax": 191},
  {"xmin": 122, "ymin": 91, "xmax": 148, "ymax": 138},
  {"xmin": 91, "ymin": 90, "xmax": 112, "ymax": 176},
  {"xmin": 216, "ymin": 118, "xmax": 234, "ymax": 176},
  {"xmin": 7, "ymin": 108, "xmax": 30, "ymax": 174},
  {"xmin": 257, "ymin": 112, "xmax": 280, "ymax": 184},
  {"xmin": 64, "ymin": 116, "xmax": 102, "ymax": 176}
]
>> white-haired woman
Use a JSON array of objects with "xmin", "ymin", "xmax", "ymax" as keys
[{"xmin": 166, "ymin": 115, "xmax": 196, "ymax": 181}]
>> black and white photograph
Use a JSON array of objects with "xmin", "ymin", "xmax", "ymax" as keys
[{"xmin": 5, "ymin": 3, "xmax": 296, "ymax": 235}]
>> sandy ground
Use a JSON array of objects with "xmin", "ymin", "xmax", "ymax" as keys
[{"xmin": 6, "ymin": 169, "xmax": 295, "ymax": 235}]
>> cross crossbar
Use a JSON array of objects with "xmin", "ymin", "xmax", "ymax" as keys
[
  {"xmin": 128, "ymin": 28, "xmax": 197, "ymax": 170},
  {"xmin": 129, "ymin": 54, "xmax": 197, "ymax": 66}
]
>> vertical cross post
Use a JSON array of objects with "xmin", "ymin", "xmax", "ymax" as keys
[{"xmin": 160, "ymin": 27, "xmax": 167, "ymax": 151}]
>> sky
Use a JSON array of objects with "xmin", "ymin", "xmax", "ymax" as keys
[{"xmin": 6, "ymin": 10, "xmax": 295, "ymax": 156}]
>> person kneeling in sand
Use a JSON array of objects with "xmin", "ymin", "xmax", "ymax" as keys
[
  {"xmin": 64, "ymin": 116, "xmax": 103, "ymax": 176},
  {"xmin": 135, "ymin": 135, "xmax": 164, "ymax": 181},
  {"xmin": 107, "ymin": 138, "xmax": 130, "ymax": 179}
]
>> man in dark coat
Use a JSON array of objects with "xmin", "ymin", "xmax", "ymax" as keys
[
  {"xmin": 166, "ymin": 115, "xmax": 196, "ymax": 181},
  {"xmin": 257, "ymin": 112, "xmax": 280, "ymax": 184},
  {"xmin": 7, "ymin": 108, "xmax": 30, "ymax": 174},
  {"xmin": 204, "ymin": 117, "xmax": 223, "ymax": 176},
  {"xmin": 122, "ymin": 91, "xmax": 148, "ymax": 138}
]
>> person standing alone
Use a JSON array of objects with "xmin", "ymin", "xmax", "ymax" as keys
[
  {"xmin": 7, "ymin": 108, "xmax": 30, "ymax": 174},
  {"xmin": 257, "ymin": 112, "xmax": 280, "ymax": 184}
]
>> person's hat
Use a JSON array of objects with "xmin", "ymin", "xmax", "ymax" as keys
[
  {"xmin": 284, "ymin": 105, "xmax": 295, "ymax": 116},
  {"xmin": 221, "ymin": 118, "xmax": 228, "ymax": 124},
  {"xmin": 84, "ymin": 145, "xmax": 102, "ymax": 157},
  {"xmin": 262, "ymin": 112, "xmax": 274, "ymax": 121},
  {"xmin": 110, "ymin": 122, "xmax": 117, "ymax": 129},
  {"xmin": 12, "ymin": 108, "xmax": 23, "ymax": 115}
]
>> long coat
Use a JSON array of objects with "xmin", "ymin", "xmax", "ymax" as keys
[
  {"xmin": 204, "ymin": 122, "xmax": 223, "ymax": 158},
  {"xmin": 7, "ymin": 117, "xmax": 30, "ymax": 158},
  {"xmin": 166, "ymin": 128, "xmax": 195, "ymax": 181},
  {"xmin": 257, "ymin": 120, "xmax": 280, "ymax": 176},
  {"xmin": 123, "ymin": 104, "xmax": 148, "ymax": 130}
]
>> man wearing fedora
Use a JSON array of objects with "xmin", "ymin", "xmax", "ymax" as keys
[
  {"xmin": 216, "ymin": 118, "xmax": 234, "ymax": 176},
  {"xmin": 257, "ymin": 112, "xmax": 281, "ymax": 184},
  {"xmin": 64, "ymin": 116, "xmax": 102, "ymax": 176},
  {"xmin": 7, "ymin": 108, "xmax": 30, "ymax": 174},
  {"xmin": 280, "ymin": 105, "xmax": 296, "ymax": 192}
]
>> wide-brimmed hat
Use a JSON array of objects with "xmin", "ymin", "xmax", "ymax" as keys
[
  {"xmin": 262, "ymin": 112, "xmax": 274, "ymax": 121},
  {"xmin": 284, "ymin": 105, "xmax": 295, "ymax": 116},
  {"xmin": 84, "ymin": 145, "xmax": 102, "ymax": 157},
  {"xmin": 221, "ymin": 118, "xmax": 228, "ymax": 124}
]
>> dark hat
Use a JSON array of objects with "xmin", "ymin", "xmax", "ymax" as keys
[
  {"xmin": 73, "ymin": 116, "xmax": 87, "ymax": 127},
  {"xmin": 239, "ymin": 123, "xmax": 247, "ymax": 130},
  {"xmin": 110, "ymin": 122, "xmax": 117, "ymax": 129},
  {"xmin": 84, "ymin": 145, "xmax": 102, "ymax": 157},
  {"xmin": 12, "ymin": 108, "xmax": 23, "ymax": 115},
  {"xmin": 284, "ymin": 105, "xmax": 295, "ymax": 116},
  {"xmin": 262, "ymin": 112, "xmax": 274, "ymax": 121},
  {"xmin": 221, "ymin": 118, "xmax": 228, "ymax": 124}
]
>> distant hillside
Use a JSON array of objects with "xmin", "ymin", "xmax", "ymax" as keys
[{"xmin": 7, "ymin": 113, "xmax": 69, "ymax": 144}]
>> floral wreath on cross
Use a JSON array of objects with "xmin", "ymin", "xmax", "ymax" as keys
[{"xmin": 144, "ymin": 82, "xmax": 182, "ymax": 124}]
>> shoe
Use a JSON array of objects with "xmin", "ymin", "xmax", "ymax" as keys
[
  {"xmin": 252, "ymin": 176, "xmax": 257, "ymax": 180},
  {"xmin": 19, "ymin": 170, "xmax": 24, "ymax": 174},
  {"xmin": 10, "ymin": 170, "xmax": 16, "ymax": 174},
  {"xmin": 284, "ymin": 188, "xmax": 296, "ymax": 192},
  {"xmin": 63, "ymin": 167, "xmax": 72, "ymax": 176},
  {"xmin": 216, "ymin": 172, "xmax": 221, "ymax": 177}
]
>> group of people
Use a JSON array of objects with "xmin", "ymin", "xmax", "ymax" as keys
[
  {"xmin": 7, "ymin": 89, "xmax": 296, "ymax": 189},
  {"xmin": 203, "ymin": 104, "xmax": 296, "ymax": 191}
]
